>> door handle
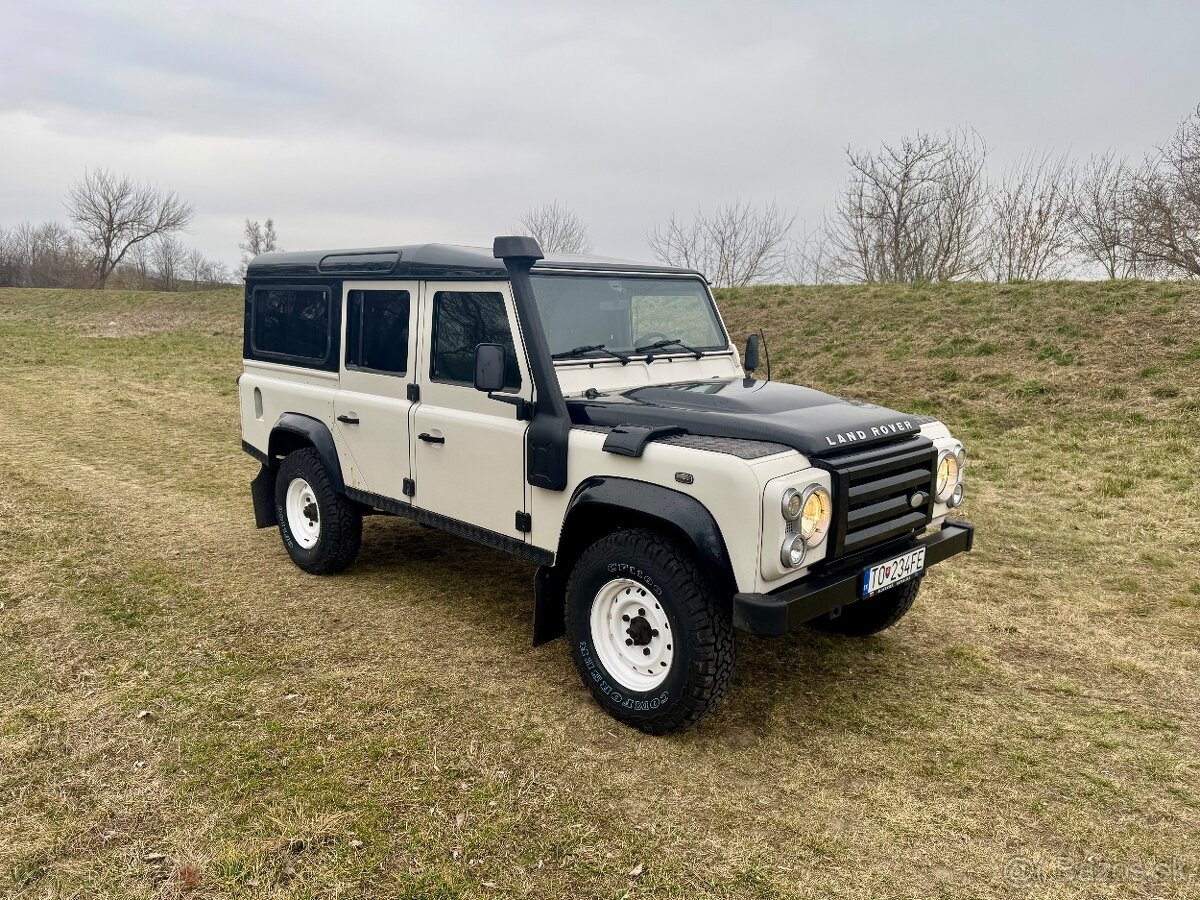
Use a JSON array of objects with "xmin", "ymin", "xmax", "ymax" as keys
[
  {"xmin": 337, "ymin": 415, "xmax": 359, "ymax": 425},
  {"xmin": 418, "ymin": 432, "xmax": 445, "ymax": 444}
]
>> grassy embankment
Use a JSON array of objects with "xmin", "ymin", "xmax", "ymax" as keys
[{"xmin": 0, "ymin": 281, "xmax": 1196, "ymax": 898}]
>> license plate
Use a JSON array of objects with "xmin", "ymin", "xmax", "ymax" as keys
[{"xmin": 862, "ymin": 547, "xmax": 926, "ymax": 597}]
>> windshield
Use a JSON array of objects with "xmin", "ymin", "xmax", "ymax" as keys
[{"xmin": 529, "ymin": 275, "xmax": 728, "ymax": 359}]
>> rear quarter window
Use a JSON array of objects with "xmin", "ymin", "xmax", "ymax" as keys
[{"xmin": 250, "ymin": 287, "xmax": 332, "ymax": 364}]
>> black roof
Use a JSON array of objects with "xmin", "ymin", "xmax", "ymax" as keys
[{"xmin": 245, "ymin": 243, "xmax": 704, "ymax": 281}]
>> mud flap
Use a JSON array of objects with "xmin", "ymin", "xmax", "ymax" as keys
[
  {"xmin": 251, "ymin": 465, "xmax": 278, "ymax": 528},
  {"xmin": 532, "ymin": 565, "xmax": 566, "ymax": 646}
]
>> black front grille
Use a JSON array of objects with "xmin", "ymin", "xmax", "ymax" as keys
[{"xmin": 817, "ymin": 436, "xmax": 936, "ymax": 560}]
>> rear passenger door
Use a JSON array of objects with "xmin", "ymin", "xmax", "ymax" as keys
[
  {"xmin": 333, "ymin": 283, "xmax": 418, "ymax": 502},
  {"xmin": 411, "ymin": 282, "xmax": 531, "ymax": 541}
]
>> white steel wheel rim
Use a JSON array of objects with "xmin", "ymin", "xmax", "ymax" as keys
[
  {"xmin": 589, "ymin": 578, "xmax": 674, "ymax": 692},
  {"xmin": 285, "ymin": 477, "xmax": 321, "ymax": 549}
]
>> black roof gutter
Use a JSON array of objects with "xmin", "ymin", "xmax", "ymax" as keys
[{"xmin": 494, "ymin": 235, "xmax": 571, "ymax": 492}]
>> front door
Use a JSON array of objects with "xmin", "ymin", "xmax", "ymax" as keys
[
  {"xmin": 333, "ymin": 281, "xmax": 419, "ymax": 501},
  {"xmin": 411, "ymin": 281, "xmax": 531, "ymax": 540}
]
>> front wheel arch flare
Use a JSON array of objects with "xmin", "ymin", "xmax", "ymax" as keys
[
  {"xmin": 532, "ymin": 478, "xmax": 736, "ymax": 648},
  {"xmin": 560, "ymin": 478, "xmax": 735, "ymax": 591}
]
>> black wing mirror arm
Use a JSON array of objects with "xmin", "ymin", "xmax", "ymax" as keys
[{"xmin": 488, "ymin": 393, "xmax": 533, "ymax": 420}]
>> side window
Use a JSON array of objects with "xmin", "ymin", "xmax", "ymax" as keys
[
  {"xmin": 345, "ymin": 289, "xmax": 410, "ymax": 375},
  {"xmin": 251, "ymin": 287, "xmax": 331, "ymax": 362},
  {"xmin": 430, "ymin": 291, "xmax": 521, "ymax": 390}
]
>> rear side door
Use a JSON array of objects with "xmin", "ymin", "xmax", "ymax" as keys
[
  {"xmin": 410, "ymin": 282, "xmax": 531, "ymax": 540},
  {"xmin": 333, "ymin": 282, "xmax": 419, "ymax": 502}
]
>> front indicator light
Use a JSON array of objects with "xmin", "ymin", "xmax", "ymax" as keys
[
  {"xmin": 799, "ymin": 485, "xmax": 832, "ymax": 547},
  {"xmin": 781, "ymin": 533, "xmax": 806, "ymax": 568}
]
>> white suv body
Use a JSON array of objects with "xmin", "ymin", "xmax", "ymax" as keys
[{"xmin": 239, "ymin": 237, "xmax": 972, "ymax": 732}]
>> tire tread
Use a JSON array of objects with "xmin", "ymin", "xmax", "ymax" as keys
[
  {"xmin": 566, "ymin": 528, "xmax": 735, "ymax": 734},
  {"xmin": 276, "ymin": 448, "xmax": 362, "ymax": 575}
]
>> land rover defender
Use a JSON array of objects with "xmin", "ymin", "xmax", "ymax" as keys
[{"xmin": 239, "ymin": 236, "xmax": 973, "ymax": 733}]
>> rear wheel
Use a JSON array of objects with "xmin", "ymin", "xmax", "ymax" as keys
[
  {"xmin": 274, "ymin": 448, "xmax": 361, "ymax": 575},
  {"xmin": 807, "ymin": 577, "xmax": 922, "ymax": 636},
  {"xmin": 565, "ymin": 529, "xmax": 735, "ymax": 734}
]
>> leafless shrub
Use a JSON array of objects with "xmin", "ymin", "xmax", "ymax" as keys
[
  {"xmin": 987, "ymin": 151, "xmax": 1077, "ymax": 281},
  {"xmin": 240, "ymin": 218, "xmax": 281, "ymax": 272},
  {"xmin": 827, "ymin": 130, "xmax": 989, "ymax": 283},
  {"xmin": 66, "ymin": 168, "xmax": 193, "ymax": 288},
  {"xmin": 1126, "ymin": 105, "xmax": 1200, "ymax": 277},
  {"xmin": 0, "ymin": 221, "xmax": 91, "ymax": 287},
  {"xmin": 512, "ymin": 202, "xmax": 593, "ymax": 255},
  {"xmin": 1072, "ymin": 152, "xmax": 1145, "ymax": 278},
  {"xmin": 648, "ymin": 199, "xmax": 795, "ymax": 287}
]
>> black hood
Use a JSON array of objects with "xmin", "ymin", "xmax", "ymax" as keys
[{"xmin": 567, "ymin": 378, "xmax": 924, "ymax": 457}]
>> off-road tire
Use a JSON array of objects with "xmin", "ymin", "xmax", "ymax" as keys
[
  {"xmin": 565, "ymin": 528, "xmax": 735, "ymax": 734},
  {"xmin": 274, "ymin": 448, "xmax": 361, "ymax": 575},
  {"xmin": 807, "ymin": 577, "xmax": 922, "ymax": 636}
]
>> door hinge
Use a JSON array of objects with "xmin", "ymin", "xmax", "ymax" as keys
[
  {"xmin": 407, "ymin": 383, "xmax": 420, "ymax": 402},
  {"xmin": 515, "ymin": 511, "xmax": 532, "ymax": 532},
  {"xmin": 403, "ymin": 477, "xmax": 416, "ymax": 497}
]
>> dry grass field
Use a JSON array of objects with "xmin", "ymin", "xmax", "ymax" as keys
[{"xmin": 0, "ymin": 281, "xmax": 1197, "ymax": 899}]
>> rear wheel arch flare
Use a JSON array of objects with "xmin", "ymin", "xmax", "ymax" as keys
[{"xmin": 267, "ymin": 412, "xmax": 346, "ymax": 493}]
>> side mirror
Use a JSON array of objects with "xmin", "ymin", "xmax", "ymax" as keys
[
  {"xmin": 744, "ymin": 334, "xmax": 760, "ymax": 374},
  {"xmin": 473, "ymin": 343, "xmax": 507, "ymax": 393}
]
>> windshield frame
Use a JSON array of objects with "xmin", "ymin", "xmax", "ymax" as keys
[{"xmin": 528, "ymin": 270, "xmax": 733, "ymax": 365}]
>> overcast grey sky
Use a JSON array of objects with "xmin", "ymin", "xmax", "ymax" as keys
[{"xmin": 2, "ymin": 0, "xmax": 1198, "ymax": 269}]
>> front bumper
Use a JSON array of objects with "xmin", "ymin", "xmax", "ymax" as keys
[{"xmin": 733, "ymin": 521, "xmax": 974, "ymax": 636}]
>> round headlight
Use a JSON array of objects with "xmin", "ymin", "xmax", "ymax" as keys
[
  {"xmin": 798, "ymin": 485, "xmax": 832, "ymax": 547},
  {"xmin": 936, "ymin": 449, "xmax": 961, "ymax": 502},
  {"xmin": 948, "ymin": 482, "xmax": 965, "ymax": 508},
  {"xmin": 781, "ymin": 488, "xmax": 802, "ymax": 521},
  {"xmin": 780, "ymin": 533, "xmax": 806, "ymax": 568}
]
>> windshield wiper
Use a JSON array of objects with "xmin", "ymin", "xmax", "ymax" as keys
[
  {"xmin": 633, "ymin": 337, "xmax": 704, "ymax": 360},
  {"xmin": 551, "ymin": 343, "xmax": 630, "ymax": 365}
]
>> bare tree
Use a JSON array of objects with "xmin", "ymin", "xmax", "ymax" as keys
[
  {"xmin": 205, "ymin": 259, "xmax": 232, "ymax": 285},
  {"xmin": 786, "ymin": 221, "xmax": 836, "ymax": 284},
  {"xmin": 648, "ymin": 199, "xmax": 795, "ymax": 287},
  {"xmin": 183, "ymin": 246, "xmax": 207, "ymax": 289},
  {"xmin": 1072, "ymin": 152, "xmax": 1143, "ymax": 278},
  {"xmin": 151, "ymin": 234, "xmax": 186, "ymax": 291},
  {"xmin": 239, "ymin": 218, "xmax": 281, "ymax": 272},
  {"xmin": 987, "ymin": 151, "xmax": 1077, "ymax": 281},
  {"xmin": 512, "ymin": 202, "xmax": 593, "ymax": 255},
  {"xmin": 1126, "ymin": 104, "xmax": 1200, "ymax": 277},
  {"xmin": 0, "ymin": 227, "xmax": 12, "ymax": 285},
  {"xmin": 65, "ymin": 168, "xmax": 193, "ymax": 288},
  {"xmin": 124, "ymin": 241, "xmax": 153, "ymax": 289},
  {"xmin": 827, "ymin": 130, "xmax": 989, "ymax": 283}
]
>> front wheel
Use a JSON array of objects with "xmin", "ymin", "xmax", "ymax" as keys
[
  {"xmin": 274, "ymin": 448, "xmax": 362, "ymax": 575},
  {"xmin": 565, "ymin": 529, "xmax": 735, "ymax": 734}
]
